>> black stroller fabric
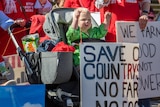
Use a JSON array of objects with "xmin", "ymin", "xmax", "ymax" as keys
[
  {"xmin": 37, "ymin": 40, "xmax": 56, "ymax": 52},
  {"xmin": 25, "ymin": 52, "xmax": 41, "ymax": 84}
]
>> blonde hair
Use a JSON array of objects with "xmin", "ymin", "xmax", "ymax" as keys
[{"xmin": 80, "ymin": 8, "xmax": 90, "ymax": 15}]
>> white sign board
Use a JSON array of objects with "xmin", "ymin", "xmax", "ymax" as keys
[
  {"xmin": 116, "ymin": 21, "xmax": 160, "ymax": 99},
  {"xmin": 80, "ymin": 43, "xmax": 139, "ymax": 107}
]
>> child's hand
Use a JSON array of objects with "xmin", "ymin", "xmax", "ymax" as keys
[
  {"xmin": 73, "ymin": 8, "xmax": 83, "ymax": 20},
  {"xmin": 104, "ymin": 12, "xmax": 111, "ymax": 22},
  {"xmin": 103, "ymin": 12, "xmax": 112, "ymax": 30}
]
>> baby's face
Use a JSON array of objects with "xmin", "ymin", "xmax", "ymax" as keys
[{"xmin": 78, "ymin": 11, "xmax": 92, "ymax": 33}]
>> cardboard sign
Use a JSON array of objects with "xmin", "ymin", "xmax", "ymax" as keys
[
  {"xmin": 116, "ymin": 21, "xmax": 160, "ymax": 99},
  {"xmin": 80, "ymin": 43, "xmax": 139, "ymax": 107}
]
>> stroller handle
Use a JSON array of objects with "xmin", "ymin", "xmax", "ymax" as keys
[
  {"xmin": 7, "ymin": 23, "xmax": 34, "ymax": 77},
  {"xmin": 8, "ymin": 23, "xmax": 21, "ymax": 49}
]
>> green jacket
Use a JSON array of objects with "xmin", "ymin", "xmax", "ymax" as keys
[{"xmin": 66, "ymin": 24, "xmax": 107, "ymax": 66}]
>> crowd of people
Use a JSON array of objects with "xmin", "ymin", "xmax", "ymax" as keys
[
  {"xmin": 0, "ymin": 0, "xmax": 159, "ymax": 106},
  {"xmin": 0, "ymin": 0, "xmax": 155, "ymax": 57},
  {"xmin": 0, "ymin": 0, "xmax": 153, "ymax": 86}
]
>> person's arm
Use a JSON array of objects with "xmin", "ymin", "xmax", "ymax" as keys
[
  {"xmin": 66, "ymin": 26, "xmax": 81, "ymax": 45},
  {"xmin": 90, "ymin": 12, "xmax": 111, "ymax": 39},
  {"xmin": 102, "ymin": 11, "xmax": 111, "ymax": 30},
  {"xmin": 141, "ymin": 1, "xmax": 150, "ymax": 16},
  {"xmin": 70, "ymin": 8, "xmax": 82, "ymax": 29},
  {"xmin": 58, "ymin": 0, "xmax": 64, "ymax": 7},
  {"xmin": 139, "ymin": 0, "xmax": 150, "ymax": 30},
  {"xmin": 0, "ymin": 11, "xmax": 14, "ymax": 31}
]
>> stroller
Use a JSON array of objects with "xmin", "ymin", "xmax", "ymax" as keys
[{"xmin": 8, "ymin": 8, "xmax": 99, "ymax": 107}]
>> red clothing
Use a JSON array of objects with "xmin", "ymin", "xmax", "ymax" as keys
[
  {"xmin": 63, "ymin": 0, "xmax": 99, "ymax": 12},
  {"xmin": 79, "ymin": 0, "xmax": 99, "ymax": 12},
  {"xmin": 52, "ymin": 41, "xmax": 75, "ymax": 52},
  {"xmin": 63, "ymin": 0, "xmax": 81, "ymax": 8},
  {"xmin": 100, "ymin": 0, "xmax": 140, "ymax": 42},
  {"xmin": 29, "ymin": 15, "xmax": 50, "ymax": 43},
  {"xmin": 0, "ymin": 0, "xmax": 36, "ymax": 56}
]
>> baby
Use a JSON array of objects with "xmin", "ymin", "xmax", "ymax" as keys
[{"xmin": 66, "ymin": 7, "xmax": 111, "ymax": 67}]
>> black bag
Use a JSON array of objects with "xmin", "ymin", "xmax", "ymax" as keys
[{"xmin": 25, "ymin": 52, "xmax": 73, "ymax": 84}]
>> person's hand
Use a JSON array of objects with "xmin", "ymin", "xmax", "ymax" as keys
[
  {"xmin": 103, "ymin": 11, "xmax": 111, "ymax": 30},
  {"xmin": 14, "ymin": 19, "xmax": 26, "ymax": 27},
  {"xmin": 139, "ymin": 15, "xmax": 148, "ymax": 31},
  {"xmin": 73, "ymin": 8, "xmax": 83, "ymax": 20},
  {"xmin": 71, "ymin": 8, "xmax": 85, "ymax": 29},
  {"xmin": 104, "ymin": 11, "xmax": 111, "ymax": 22}
]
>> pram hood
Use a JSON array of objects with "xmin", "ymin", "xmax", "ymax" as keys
[{"xmin": 43, "ymin": 8, "xmax": 74, "ymax": 43}]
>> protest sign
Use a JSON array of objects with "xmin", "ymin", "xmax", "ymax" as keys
[
  {"xmin": 80, "ymin": 42, "xmax": 139, "ymax": 107},
  {"xmin": 0, "ymin": 84, "xmax": 45, "ymax": 107},
  {"xmin": 116, "ymin": 21, "xmax": 160, "ymax": 99}
]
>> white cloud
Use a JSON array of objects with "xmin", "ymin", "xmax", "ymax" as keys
[{"xmin": 23, "ymin": 102, "xmax": 42, "ymax": 107}]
